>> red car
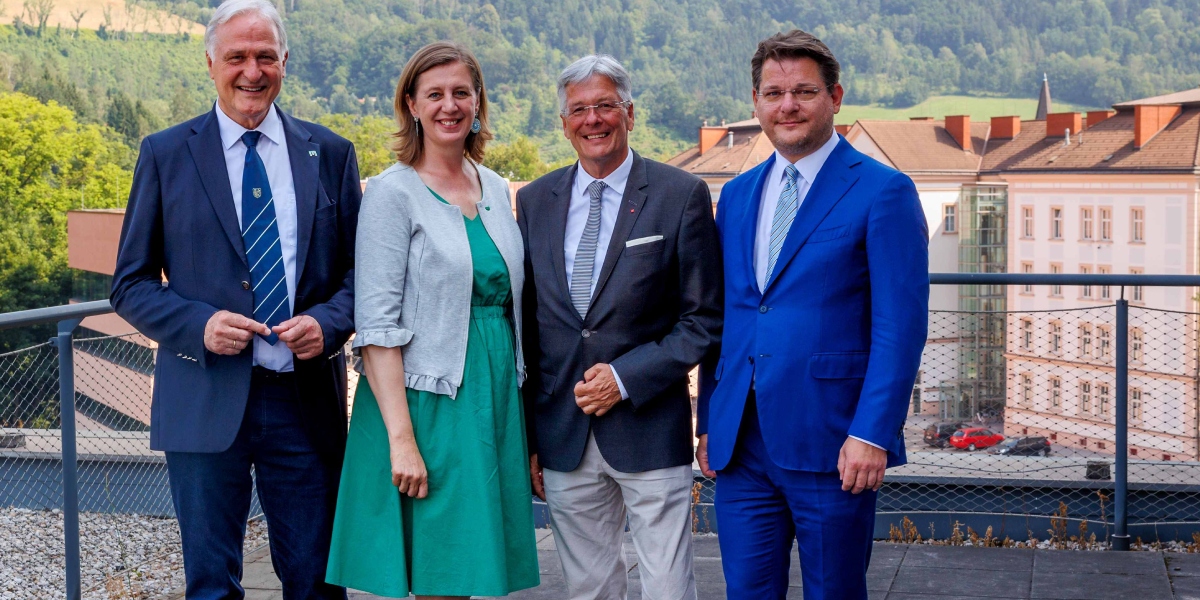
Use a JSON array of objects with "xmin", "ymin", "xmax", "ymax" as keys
[{"xmin": 948, "ymin": 428, "xmax": 1005, "ymax": 451}]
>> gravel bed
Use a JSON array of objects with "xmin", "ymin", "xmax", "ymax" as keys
[{"xmin": 0, "ymin": 508, "xmax": 268, "ymax": 600}]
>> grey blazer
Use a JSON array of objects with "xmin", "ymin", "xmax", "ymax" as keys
[{"xmin": 353, "ymin": 162, "xmax": 525, "ymax": 398}]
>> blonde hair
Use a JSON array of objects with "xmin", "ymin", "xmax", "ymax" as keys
[{"xmin": 391, "ymin": 42, "xmax": 492, "ymax": 165}]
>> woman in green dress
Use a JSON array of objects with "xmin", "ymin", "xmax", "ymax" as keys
[{"xmin": 325, "ymin": 42, "xmax": 539, "ymax": 598}]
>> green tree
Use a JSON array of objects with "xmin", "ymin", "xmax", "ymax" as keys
[
  {"xmin": 316, "ymin": 113, "xmax": 398, "ymax": 177},
  {"xmin": 483, "ymin": 135, "xmax": 550, "ymax": 181}
]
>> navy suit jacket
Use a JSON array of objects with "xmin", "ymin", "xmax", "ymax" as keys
[
  {"xmin": 111, "ymin": 107, "xmax": 361, "ymax": 457},
  {"xmin": 697, "ymin": 137, "xmax": 928, "ymax": 473}
]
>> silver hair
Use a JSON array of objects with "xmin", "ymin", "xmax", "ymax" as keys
[
  {"xmin": 205, "ymin": 0, "xmax": 288, "ymax": 58},
  {"xmin": 557, "ymin": 54, "xmax": 633, "ymax": 114}
]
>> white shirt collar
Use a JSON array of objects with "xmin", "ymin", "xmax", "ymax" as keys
[
  {"xmin": 215, "ymin": 102, "xmax": 285, "ymax": 151},
  {"xmin": 770, "ymin": 131, "xmax": 841, "ymax": 187},
  {"xmin": 574, "ymin": 148, "xmax": 634, "ymax": 196}
]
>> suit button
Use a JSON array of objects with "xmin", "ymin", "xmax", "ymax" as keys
[
  {"xmin": 759, "ymin": 305, "xmax": 769, "ymax": 313},
  {"xmin": 241, "ymin": 281, "xmax": 251, "ymax": 290},
  {"xmin": 581, "ymin": 329, "xmax": 591, "ymax": 339}
]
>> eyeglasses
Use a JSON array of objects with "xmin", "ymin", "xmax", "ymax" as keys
[
  {"xmin": 755, "ymin": 87, "xmax": 830, "ymax": 104},
  {"xmin": 561, "ymin": 100, "xmax": 632, "ymax": 120}
]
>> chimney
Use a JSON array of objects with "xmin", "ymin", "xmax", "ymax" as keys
[
  {"xmin": 909, "ymin": 116, "xmax": 934, "ymax": 121},
  {"xmin": 1133, "ymin": 104, "xmax": 1182, "ymax": 149},
  {"xmin": 834, "ymin": 124, "xmax": 851, "ymax": 135},
  {"xmin": 698, "ymin": 125, "xmax": 730, "ymax": 155},
  {"xmin": 944, "ymin": 115, "xmax": 971, "ymax": 151},
  {"xmin": 727, "ymin": 130, "xmax": 734, "ymax": 149},
  {"xmin": 990, "ymin": 116, "xmax": 1021, "ymax": 138},
  {"xmin": 1086, "ymin": 110, "xmax": 1115, "ymax": 128},
  {"xmin": 1045, "ymin": 112, "xmax": 1082, "ymax": 140}
]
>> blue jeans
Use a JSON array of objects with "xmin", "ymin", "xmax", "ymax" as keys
[
  {"xmin": 715, "ymin": 393, "xmax": 876, "ymax": 600},
  {"xmin": 166, "ymin": 370, "xmax": 345, "ymax": 600}
]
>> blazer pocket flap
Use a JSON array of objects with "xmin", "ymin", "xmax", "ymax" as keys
[
  {"xmin": 539, "ymin": 372, "xmax": 558, "ymax": 395},
  {"xmin": 809, "ymin": 352, "xmax": 870, "ymax": 379},
  {"xmin": 807, "ymin": 225, "xmax": 849, "ymax": 244}
]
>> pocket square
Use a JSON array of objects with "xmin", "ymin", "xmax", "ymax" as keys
[{"xmin": 626, "ymin": 235, "xmax": 663, "ymax": 247}]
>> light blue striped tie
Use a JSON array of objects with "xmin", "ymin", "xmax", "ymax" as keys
[
  {"xmin": 240, "ymin": 131, "xmax": 290, "ymax": 345},
  {"xmin": 766, "ymin": 164, "xmax": 802, "ymax": 280},
  {"xmin": 570, "ymin": 180, "xmax": 606, "ymax": 319}
]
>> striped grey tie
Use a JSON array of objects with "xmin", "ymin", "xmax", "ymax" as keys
[
  {"xmin": 571, "ymin": 180, "xmax": 606, "ymax": 318},
  {"xmin": 766, "ymin": 165, "xmax": 802, "ymax": 280}
]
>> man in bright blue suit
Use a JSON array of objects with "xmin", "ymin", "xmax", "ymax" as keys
[
  {"xmin": 695, "ymin": 30, "xmax": 928, "ymax": 599},
  {"xmin": 110, "ymin": 1, "xmax": 360, "ymax": 598}
]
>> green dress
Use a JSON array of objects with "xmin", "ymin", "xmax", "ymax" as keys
[{"xmin": 326, "ymin": 191, "xmax": 539, "ymax": 597}]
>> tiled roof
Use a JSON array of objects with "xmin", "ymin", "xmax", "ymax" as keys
[
  {"xmin": 666, "ymin": 127, "xmax": 775, "ymax": 176},
  {"xmin": 854, "ymin": 120, "xmax": 989, "ymax": 173},
  {"xmin": 1113, "ymin": 88, "xmax": 1200, "ymax": 108},
  {"xmin": 982, "ymin": 109, "xmax": 1200, "ymax": 172}
]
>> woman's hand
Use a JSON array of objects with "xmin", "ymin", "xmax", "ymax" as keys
[{"xmin": 390, "ymin": 437, "xmax": 428, "ymax": 498}]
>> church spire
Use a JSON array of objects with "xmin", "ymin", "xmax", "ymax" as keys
[{"xmin": 1036, "ymin": 73, "xmax": 1052, "ymax": 121}]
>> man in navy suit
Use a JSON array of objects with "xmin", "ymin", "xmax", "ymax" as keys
[
  {"xmin": 110, "ymin": 1, "xmax": 359, "ymax": 597},
  {"xmin": 696, "ymin": 30, "xmax": 928, "ymax": 599}
]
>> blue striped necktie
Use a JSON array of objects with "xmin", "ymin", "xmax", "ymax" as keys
[
  {"xmin": 766, "ymin": 164, "xmax": 803, "ymax": 280},
  {"xmin": 240, "ymin": 131, "xmax": 290, "ymax": 345},
  {"xmin": 570, "ymin": 180, "xmax": 606, "ymax": 319}
]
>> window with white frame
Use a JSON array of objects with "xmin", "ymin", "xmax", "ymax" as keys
[
  {"xmin": 1050, "ymin": 263, "xmax": 1062, "ymax": 296},
  {"xmin": 1098, "ymin": 265, "xmax": 1111, "ymax": 299},
  {"xmin": 1131, "ymin": 328, "xmax": 1144, "ymax": 365},
  {"xmin": 1131, "ymin": 388, "xmax": 1143, "ymax": 422},
  {"xmin": 1080, "ymin": 381, "xmax": 1092, "ymax": 414},
  {"xmin": 1131, "ymin": 267, "xmax": 1143, "ymax": 302},
  {"xmin": 1098, "ymin": 383, "xmax": 1110, "ymax": 418},
  {"xmin": 1021, "ymin": 318, "xmax": 1033, "ymax": 351},
  {"xmin": 943, "ymin": 204, "xmax": 956, "ymax": 233},
  {"xmin": 1021, "ymin": 374, "xmax": 1033, "ymax": 406},
  {"xmin": 1099, "ymin": 207, "xmax": 1112, "ymax": 240},
  {"xmin": 1051, "ymin": 377, "xmax": 1062, "ymax": 409},
  {"xmin": 1051, "ymin": 207, "xmax": 1063, "ymax": 239},
  {"xmin": 1081, "ymin": 207, "xmax": 1094, "ymax": 240},
  {"xmin": 1021, "ymin": 262, "xmax": 1034, "ymax": 294},
  {"xmin": 1050, "ymin": 321, "xmax": 1062, "ymax": 355},
  {"xmin": 1022, "ymin": 206, "xmax": 1034, "ymax": 238},
  {"xmin": 1098, "ymin": 326, "xmax": 1112, "ymax": 361},
  {"xmin": 1080, "ymin": 323, "xmax": 1093, "ymax": 358},
  {"xmin": 1131, "ymin": 207, "xmax": 1145, "ymax": 242},
  {"xmin": 1080, "ymin": 265, "xmax": 1092, "ymax": 298}
]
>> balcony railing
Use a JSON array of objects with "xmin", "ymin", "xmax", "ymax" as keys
[{"xmin": 2, "ymin": 273, "xmax": 1199, "ymax": 598}]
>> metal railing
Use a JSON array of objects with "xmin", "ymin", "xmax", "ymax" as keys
[{"xmin": 2, "ymin": 274, "xmax": 1200, "ymax": 598}]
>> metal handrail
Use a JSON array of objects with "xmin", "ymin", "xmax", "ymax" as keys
[
  {"xmin": 929, "ymin": 273, "xmax": 1200, "ymax": 286},
  {"xmin": 0, "ymin": 300, "xmax": 111, "ymax": 331}
]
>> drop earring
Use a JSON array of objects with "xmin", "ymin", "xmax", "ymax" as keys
[
  {"xmin": 414, "ymin": 117, "xmax": 421, "ymax": 135},
  {"xmin": 471, "ymin": 115, "xmax": 481, "ymax": 133}
]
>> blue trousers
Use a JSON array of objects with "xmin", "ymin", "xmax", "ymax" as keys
[
  {"xmin": 165, "ymin": 370, "xmax": 345, "ymax": 600},
  {"xmin": 715, "ymin": 394, "xmax": 876, "ymax": 600}
]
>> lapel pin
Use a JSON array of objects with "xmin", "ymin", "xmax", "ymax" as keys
[{"xmin": 308, "ymin": 150, "xmax": 318, "ymax": 157}]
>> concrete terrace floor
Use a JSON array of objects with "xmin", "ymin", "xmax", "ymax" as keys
[{"xmin": 195, "ymin": 530, "xmax": 1200, "ymax": 599}]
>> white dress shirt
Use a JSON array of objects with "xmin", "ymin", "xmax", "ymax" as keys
[
  {"xmin": 564, "ymin": 149, "xmax": 633, "ymax": 399},
  {"xmin": 753, "ymin": 133, "xmax": 881, "ymax": 450},
  {"xmin": 753, "ymin": 132, "xmax": 841, "ymax": 292},
  {"xmin": 215, "ymin": 103, "xmax": 298, "ymax": 372}
]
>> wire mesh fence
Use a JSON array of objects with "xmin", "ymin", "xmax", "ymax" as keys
[{"xmin": 3, "ymin": 280, "xmax": 1200, "ymax": 597}]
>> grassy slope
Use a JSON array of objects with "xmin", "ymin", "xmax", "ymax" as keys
[{"xmin": 836, "ymin": 95, "xmax": 1098, "ymax": 125}]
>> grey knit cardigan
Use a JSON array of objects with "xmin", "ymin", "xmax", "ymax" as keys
[{"xmin": 352, "ymin": 162, "xmax": 526, "ymax": 398}]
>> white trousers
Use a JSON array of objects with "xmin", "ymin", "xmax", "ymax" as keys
[{"xmin": 543, "ymin": 432, "xmax": 698, "ymax": 600}]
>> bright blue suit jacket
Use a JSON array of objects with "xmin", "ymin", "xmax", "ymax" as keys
[
  {"xmin": 697, "ymin": 137, "xmax": 928, "ymax": 473},
  {"xmin": 111, "ymin": 107, "xmax": 361, "ymax": 456}
]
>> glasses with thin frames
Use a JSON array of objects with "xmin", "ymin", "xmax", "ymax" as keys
[
  {"xmin": 562, "ymin": 100, "xmax": 632, "ymax": 120},
  {"xmin": 755, "ymin": 86, "xmax": 830, "ymax": 104}
]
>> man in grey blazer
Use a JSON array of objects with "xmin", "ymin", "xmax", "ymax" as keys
[{"xmin": 516, "ymin": 54, "xmax": 722, "ymax": 600}]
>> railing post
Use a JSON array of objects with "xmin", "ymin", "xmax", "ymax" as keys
[
  {"xmin": 1112, "ymin": 299, "xmax": 1130, "ymax": 551},
  {"xmin": 54, "ymin": 318, "xmax": 83, "ymax": 600}
]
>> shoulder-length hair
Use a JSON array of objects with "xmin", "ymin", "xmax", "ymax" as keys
[{"xmin": 391, "ymin": 42, "xmax": 492, "ymax": 166}]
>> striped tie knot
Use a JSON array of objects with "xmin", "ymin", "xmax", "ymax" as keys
[{"xmin": 242, "ymin": 131, "xmax": 262, "ymax": 148}]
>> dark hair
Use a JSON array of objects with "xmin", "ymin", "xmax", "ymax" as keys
[
  {"xmin": 751, "ymin": 29, "xmax": 840, "ymax": 91},
  {"xmin": 391, "ymin": 42, "xmax": 493, "ymax": 165}
]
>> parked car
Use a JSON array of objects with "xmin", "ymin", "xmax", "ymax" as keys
[
  {"xmin": 993, "ymin": 436, "xmax": 1051, "ymax": 456},
  {"xmin": 923, "ymin": 422, "xmax": 968, "ymax": 448},
  {"xmin": 948, "ymin": 428, "xmax": 1004, "ymax": 451}
]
